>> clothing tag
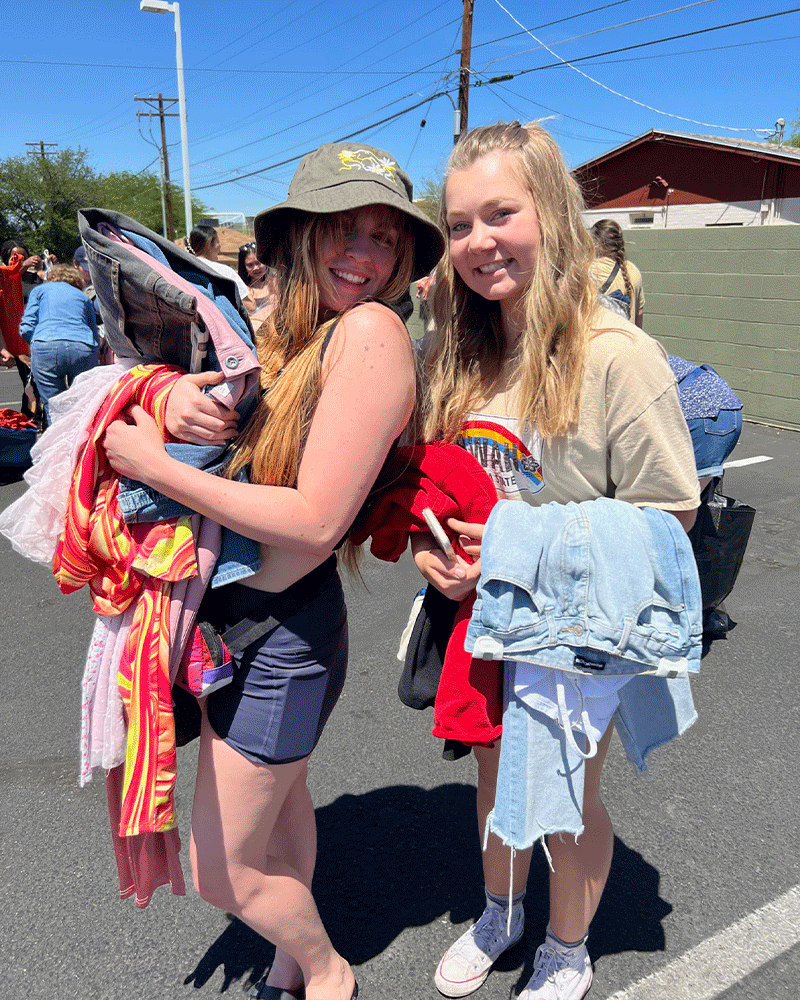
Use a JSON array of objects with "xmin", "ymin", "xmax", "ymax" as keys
[
  {"xmin": 207, "ymin": 381, "xmax": 234, "ymax": 403},
  {"xmin": 573, "ymin": 653, "xmax": 605, "ymax": 671}
]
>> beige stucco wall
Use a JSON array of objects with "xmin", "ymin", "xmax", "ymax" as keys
[{"xmin": 628, "ymin": 226, "xmax": 800, "ymax": 430}]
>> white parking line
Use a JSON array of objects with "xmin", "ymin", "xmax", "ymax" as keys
[
  {"xmin": 724, "ymin": 455, "xmax": 773, "ymax": 468},
  {"xmin": 606, "ymin": 884, "xmax": 800, "ymax": 1000}
]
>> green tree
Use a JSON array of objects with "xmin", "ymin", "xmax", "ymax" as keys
[
  {"xmin": 0, "ymin": 147, "xmax": 103, "ymax": 261},
  {"xmin": 415, "ymin": 175, "xmax": 444, "ymax": 223},
  {"xmin": 98, "ymin": 170, "xmax": 212, "ymax": 240},
  {"xmin": 0, "ymin": 147, "xmax": 214, "ymax": 260},
  {"xmin": 785, "ymin": 114, "xmax": 800, "ymax": 149}
]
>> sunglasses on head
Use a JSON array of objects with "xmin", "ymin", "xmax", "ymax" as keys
[{"xmin": 239, "ymin": 242, "xmax": 256, "ymax": 252}]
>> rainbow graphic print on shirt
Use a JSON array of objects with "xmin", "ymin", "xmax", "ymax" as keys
[{"xmin": 458, "ymin": 418, "xmax": 544, "ymax": 499}]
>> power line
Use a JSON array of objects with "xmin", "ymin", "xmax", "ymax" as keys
[
  {"xmin": 478, "ymin": 0, "xmax": 721, "ymax": 72},
  {"xmin": 193, "ymin": 91, "xmax": 456, "ymax": 191},
  {"xmin": 0, "ymin": 57, "xmax": 446, "ymax": 77},
  {"xmin": 189, "ymin": 47, "xmax": 459, "ymax": 173},
  {"xmin": 483, "ymin": 0, "xmax": 800, "ymax": 133},
  {"xmin": 187, "ymin": 6, "xmax": 460, "ymax": 153}
]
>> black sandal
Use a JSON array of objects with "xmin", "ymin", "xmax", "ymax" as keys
[{"xmin": 248, "ymin": 980, "xmax": 305, "ymax": 1000}]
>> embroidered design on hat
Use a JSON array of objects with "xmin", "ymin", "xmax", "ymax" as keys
[{"xmin": 337, "ymin": 148, "xmax": 400, "ymax": 184}]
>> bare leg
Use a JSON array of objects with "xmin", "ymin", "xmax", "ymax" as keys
[
  {"xmin": 547, "ymin": 723, "xmax": 615, "ymax": 943},
  {"xmin": 190, "ymin": 717, "xmax": 355, "ymax": 1000},
  {"xmin": 473, "ymin": 742, "xmax": 533, "ymax": 898},
  {"xmin": 265, "ymin": 760, "xmax": 316, "ymax": 991}
]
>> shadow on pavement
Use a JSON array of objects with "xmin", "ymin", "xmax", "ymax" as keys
[{"xmin": 182, "ymin": 782, "xmax": 673, "ymax": 992}]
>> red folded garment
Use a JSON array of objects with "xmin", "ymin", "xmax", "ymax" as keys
[
  {"xmin": 0, "ymin": 407, "xmax": 36, "ymax": 430},
  {"xmin": 352, "ymin": 441, "xmax": 503, "ymax": 745}
]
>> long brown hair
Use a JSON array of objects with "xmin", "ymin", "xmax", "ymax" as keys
[
  {"xmin": 226, "ymin": 205, "xmax": 415, "ymax": 488},
  {"xmin": 590, "ymin": 219, "xmax": 634, "ymax": 318},
  {"xmin": 420, "ymin": 121, "xmax": 598, "ymax": 442}
]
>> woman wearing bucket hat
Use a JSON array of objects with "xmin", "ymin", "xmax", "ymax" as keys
[{"xmin": 104, "ymin": 141, "xmax": 444, "ymax": 1000}]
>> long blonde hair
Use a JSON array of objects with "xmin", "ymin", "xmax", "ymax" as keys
[
  {"xmin": 420, "ymin": 121, "xmax": 598, "ymax": 442},
  {"xmin": 226, "ymin": 206, "xmax": 415, "ymax": 488}
]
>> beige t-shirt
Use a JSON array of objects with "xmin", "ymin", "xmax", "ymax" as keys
[
  {"xmin": 589, "ymin": 256, "xmax": 645, "ymax": 321},
  {"xmin": 457, "ymin": 309, "xmax": 699, "ymax": 511}
]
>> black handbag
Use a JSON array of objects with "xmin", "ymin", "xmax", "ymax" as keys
[
  {"xmin": 688, "ymin": 485, "xmax": 756, "ymax": 612},
  {"xmin": 398, "ymin": 584, "xmax": 459, "ymax": 710}
]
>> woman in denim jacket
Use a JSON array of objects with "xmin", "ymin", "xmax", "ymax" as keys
[
  {"xmin": 414, "ymin": 122, "xmax": 700, "ymax": 1000},
  {"xmin": 103, "ymin": 142, "xmax": 444, "ymax": 1000}
]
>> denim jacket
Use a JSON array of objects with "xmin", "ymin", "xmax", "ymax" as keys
[
  {"xmin": 77, "ymin": 208, "xmax": 263, "ymax": 585},
  {"xmin": 465, "ymin": 498, "xmax": 702, "ymax": 677},
  {"xmin": 473, "ymin": 498, "xmax": 702, "ymax": 852}
]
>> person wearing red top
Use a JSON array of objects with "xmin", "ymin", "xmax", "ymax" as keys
[{"xmin": 1, "ymin": 241, "xmax": 43, "ymax": 418}]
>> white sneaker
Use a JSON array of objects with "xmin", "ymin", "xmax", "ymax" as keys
[
  {"xmin": 435, "ymin": 902, "xmax": 524, "ymax": 997},
  {"xmin": 518, "ymin": 940, "xmax": 592, "ymax": 1000}
]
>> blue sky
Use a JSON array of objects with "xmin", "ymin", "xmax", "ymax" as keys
[{"xmin": 3, "ymin": 0, "xmax": 799, "ymax": 220}]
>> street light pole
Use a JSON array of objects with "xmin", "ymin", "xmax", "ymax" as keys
[{"xmin": 139, "ymin": 0, "xmax": 192, "ymax": 239}]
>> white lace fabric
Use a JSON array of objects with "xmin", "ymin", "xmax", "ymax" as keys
[{"xmin": 0, "ymin": 364, "xmax": 127, "ymax": 563}]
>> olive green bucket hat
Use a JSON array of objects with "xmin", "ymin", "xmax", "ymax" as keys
[{"xmin": 254, "ymin": 142, "xmax": 444, "ymax": 282}]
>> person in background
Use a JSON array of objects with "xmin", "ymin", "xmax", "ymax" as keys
[
  {"xmin": 588, "ymin": 219, "xmax": 645, "ymax": 327},
  {"xmin": 19, "ymin": 264, "xmax": 100, "ymax": 426},
  {"xmin": 237, "ymin": 240, "xmax": 278, "ymax": 321},
  {"xmin": 415, "ymin": 121, "xmax": 698, "ymax": 1000},
  {"xmin": 72, "ymin": 246, "xmax": 100, "ymax": 311},
  {"xmin": 0, "ymin": 240, "xmax": 43, "ymax": 417},
  {"xmin": 187, "ymin": 223, "xmax": 251, "ymax": 302}
]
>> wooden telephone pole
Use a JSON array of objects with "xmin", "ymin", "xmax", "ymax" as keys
[
  {"xmin": 457, "ymin": 0, "xmax": 475, "ymax": 141},
  {"xmin": 135, "ymin": 94, "xmax": 179, "ymax": 240}
]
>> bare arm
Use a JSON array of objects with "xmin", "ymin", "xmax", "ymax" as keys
[
  {"xmin": 667, "ymin": 507, "xmax": 696, "ymax": 532},
  {"xmin": 104, "ymin": 303, "xmax": 415, "ymax": 557}
]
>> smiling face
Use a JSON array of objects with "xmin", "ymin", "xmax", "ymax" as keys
[
  {"xmin": 445, "ymin": 150, "xmax": 540, "ymax": 321},
  {"xmin": 314, "ymin": 206, "xmax": 401, "ymax": 316},
  {"xmin": 244, "ymin": 252, "xmax": 267, "ymax": 283}
]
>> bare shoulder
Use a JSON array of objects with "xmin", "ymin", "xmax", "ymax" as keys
[
  {"xmin": 324, "ymin": 301, "xmax": 414, "ymax": 377},
  {"xmin": 334, "ymin": 300, "xmax": 409, "ymax": 345},
  {"xmin": 314, "ymin": 302, "xmax": 416, "ymax": 441}
]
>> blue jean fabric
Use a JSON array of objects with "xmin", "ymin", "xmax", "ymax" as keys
[
  {"xmin": 487, "ymin": 665, "xmax": 697, "ymax": 848},
  {"xmin": 465, "ymin": 498, "xmax": 703, "ymax": 677},
  {"xmin": 77, "ymin": 208, "xmax": 263, "ymax": 587},
  {"xmin": 117, "ymin": 442, "xmax": 261, "ymax": 587},
  {"xmin": 686, "ymin": 409, "xmax": 742, "ymax": 479},
  {"xmin": 31, "ymin": 341, "xmax": 99, "ymax": 423},
  {"xmin": 477, "ymin": 497, "xmax": 702, "ymax": 851},
  {"xmin": 668, "ymin": 357, "xmax": 743, "ymax": 479},
  {"xmin": 77, "ymin": 208, "xmax": 254, "ymax": 369}
]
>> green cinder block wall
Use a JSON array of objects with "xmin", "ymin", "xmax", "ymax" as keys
[{"xmin": 629, "ymin": 227, "xmax": 800, "ymax": 430}]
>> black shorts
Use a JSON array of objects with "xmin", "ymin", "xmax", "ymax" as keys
[{"xmin": 203, "ymin": 558, "xmax": 348, "ymax": 765}]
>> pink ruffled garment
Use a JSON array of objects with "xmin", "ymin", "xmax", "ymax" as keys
[
  {"xmin": 80, "ymin": 612, "xmax": 130, "ymax": 786},
  {"xmin": 0, "ymin": 364, "xmax": 131, "ymax": 565}
]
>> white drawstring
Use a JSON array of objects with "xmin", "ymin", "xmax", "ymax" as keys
[{"xmin": 555, "ymin": 680, "xmax": 598, "ymax": 759}]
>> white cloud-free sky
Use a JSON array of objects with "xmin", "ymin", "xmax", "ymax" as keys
[{"xmin": 4, "ymin": 0, "xmax": 799, "ymax": 219}]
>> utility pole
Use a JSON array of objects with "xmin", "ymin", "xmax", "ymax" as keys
[
  {"xmin": 457, "ymin": 0, "xmax": 475, "ymax": 141},
  {"xmin": 25, "ymin": 141, "xmax": 58, "ymax": 159},
  {"xmin": 135, "ymin": 94, "xmax": 179, "ymax": 239}
]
